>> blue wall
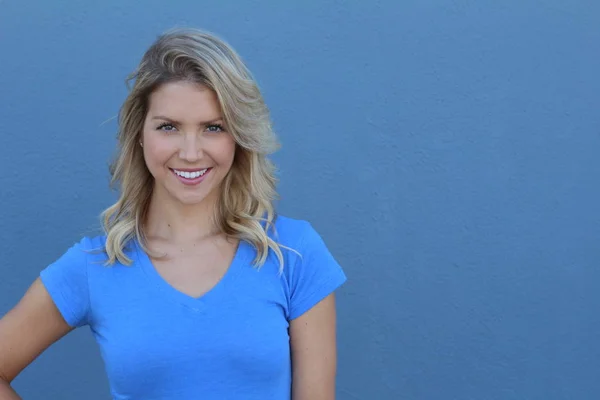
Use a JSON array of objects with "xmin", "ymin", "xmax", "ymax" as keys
[{"xmin": 1, "ymin": 1, "xmax": 599, "ymax": 399}]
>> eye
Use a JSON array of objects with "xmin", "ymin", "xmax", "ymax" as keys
[
  {"xmin": 157, "ymin": 122, "xmax": 177, "ymax": 132},
  {"xmin": 206, "ymin": 123, "xmax": 224, "ymax": 133}
]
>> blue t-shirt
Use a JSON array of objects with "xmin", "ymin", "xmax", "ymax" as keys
[{"xmin": 39, "ymin": 215, "xmax": 346, "ymax": 400}]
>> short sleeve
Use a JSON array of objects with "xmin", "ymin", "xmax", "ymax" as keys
[
  {"xmin": 288, "ymin": 223, "xmax": 347, "ymax": 320},
  {"xmin": 39, "ymin": 239, "xmax": 91, "ymax": 328}
]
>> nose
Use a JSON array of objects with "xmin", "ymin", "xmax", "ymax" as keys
[{"xmin": 179, "ymin": 134, "xmax": 202, "ymax": 162}]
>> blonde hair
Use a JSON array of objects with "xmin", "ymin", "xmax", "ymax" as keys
[{"xmin": 101, "ymin": 27, "xmax": 283, "ymax": 269}]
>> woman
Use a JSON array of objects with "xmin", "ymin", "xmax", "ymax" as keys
[{"xmin": 0, "ymin": 28, "xmax": 346, "ymax": 399}]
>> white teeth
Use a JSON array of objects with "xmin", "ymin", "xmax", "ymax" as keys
[{"xmin": 174, "ymin": 168, "xmax": 208, "ymax": 179}]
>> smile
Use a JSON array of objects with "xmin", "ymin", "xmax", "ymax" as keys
[{"xmin": 172, "ymin": 168, "xmax": 209, "ymax": 179}]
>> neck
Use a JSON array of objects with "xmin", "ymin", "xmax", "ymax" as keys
[{"xmin": 144, "ymin": 189, "xmax": 221, "ymax": 243}]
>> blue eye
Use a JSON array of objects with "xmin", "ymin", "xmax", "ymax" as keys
[
  {"xmin": 206, "ymin": 124, "xmax": 224, "ymax": 133},
  {"xmin": 157, "ymin": 123, "xmax": 177, "ymax": 132}
]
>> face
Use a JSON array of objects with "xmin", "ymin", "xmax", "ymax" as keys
[{"xmin": 141, "ymin": 81, "xmax": 236, "ymax": 207}]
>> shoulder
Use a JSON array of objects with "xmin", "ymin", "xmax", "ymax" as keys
[
  {"xmin": 41, "ymin": 235, "xmax": 109, "ymax": 277},
  {"xmin": 46, "ymin": 234, "xmax": 118, "ymax": 269},
  {"xmin": 270, "ymin": 213, "xmax": 342, "ymax": 273},
  {"xmin": 68, "ymin": 234, "xmax": 109, "ymax": 257},
  {"xmin": 39, "ymin": 235, "xmax": 108, "ymax": 327},
  {"xmin": 270, "ymin": 215, "xmax": 346, "ymax": 320},
  {"xmin": 59, "ymin": 234, "xmax": 108, "ymax": 252},
  {"xmin": 270, "ymin": 214, "xmax": 320, "ymax": 251}
]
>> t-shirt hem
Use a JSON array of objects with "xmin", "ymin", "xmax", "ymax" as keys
[
  {"xmin": 288, "ymin": 273, "xmax": 347, "ymax": 320},
  {"xmin": 39, "ymin": 270, "xmax": 79, "ymax": 328}
]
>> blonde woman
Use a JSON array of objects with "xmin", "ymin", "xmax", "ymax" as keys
[{"xmin": 0, "ymin": 28, "xmax": 346, "ymax": 400}]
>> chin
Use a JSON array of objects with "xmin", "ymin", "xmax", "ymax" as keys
[
  {"xmin": 174, "ymin": 193, "xmax": 211, "ymax": 206},
  {"xmin": 157, "ymin": 177, "xmax": 221, "ymax": 207}
]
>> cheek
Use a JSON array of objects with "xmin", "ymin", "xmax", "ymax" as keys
[
  {"xmin": 143, "ymin": 136, "xmax": 173, "ymax": 169},
  {"xmin": 220, "ymin": 136, "xmax": 237, "ymax": 165}
]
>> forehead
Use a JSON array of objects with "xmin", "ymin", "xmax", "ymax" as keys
[{"xmin": 147, "ymin": 81, "xmax": 222, "ymax": 120}]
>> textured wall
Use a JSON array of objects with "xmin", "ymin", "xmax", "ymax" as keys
[{"xmin": 1, "ymin": 1, "xmax": 599, "ymax": 399}]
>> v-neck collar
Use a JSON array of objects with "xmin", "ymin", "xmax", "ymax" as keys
[{"xmin": 133, "ymin": 238, "xmax": 249, "ymax": 312}]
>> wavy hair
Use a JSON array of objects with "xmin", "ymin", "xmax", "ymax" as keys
[{"xmin": 101, "ymin": 27, "xmax": 283, "ymax": 269}]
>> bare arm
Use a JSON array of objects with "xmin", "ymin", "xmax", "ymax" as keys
[
  {"xmin": 289, "ymin": 293, "xmax": 338, "ymax": 400},
  {"xmin": 0, "ymin": 278, "xmax": 73, "ymax": 398},
  {"xmin": 0, "ymin": 382, "xmax": 20, "ymax": 400}
]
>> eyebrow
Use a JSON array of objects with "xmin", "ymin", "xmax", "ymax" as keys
[{"xmin": 151, "ymin": 116, "xmax": 224, "ymax": 125}]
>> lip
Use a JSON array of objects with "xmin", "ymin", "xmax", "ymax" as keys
[
  {"xmin": 170, "ymin": 167, "xmax": 212, "ymax": 186},
  {"xmin": 171, "ymin": 167, "xmax": 211, "ymax": 172}
]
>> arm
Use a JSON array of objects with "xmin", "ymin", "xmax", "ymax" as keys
[
  {"xmin": 0, "ymin": 278, "xmax": 73, "ymax": 398},
  {"xmin": 0, "ymin": 382, "xmax": 19, "ymax": 400},
  {"xmin": 289, "ymin": 293, "xmax": 338, "ymax": 400}
]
